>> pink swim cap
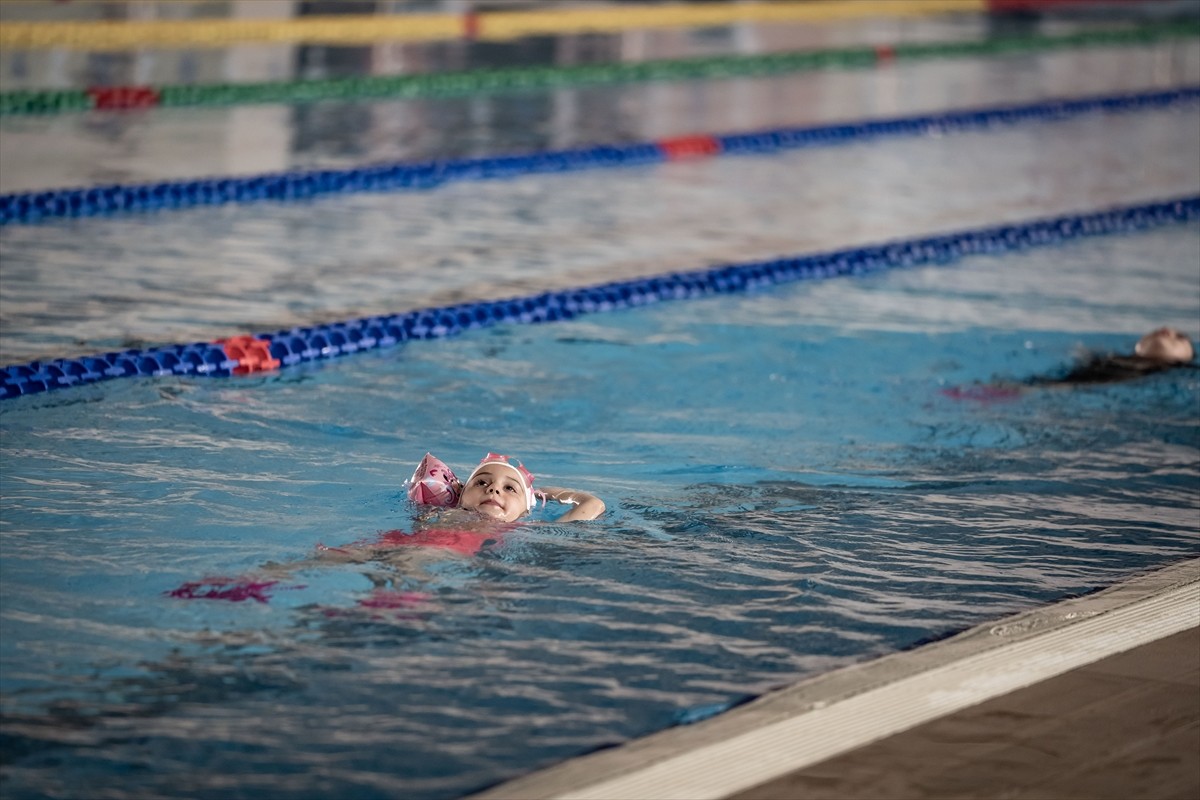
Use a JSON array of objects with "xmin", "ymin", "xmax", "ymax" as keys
[{"xmin": 406, "ymin": 453, "xmax": 461, "ymax": 507}]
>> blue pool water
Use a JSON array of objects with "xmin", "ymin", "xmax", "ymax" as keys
[
  {"xmin": 2, "ymin": 9, "xmax": 1200, "ymax": 800},
  {"xmin": 3, "ymin": 222, "xmax": 1198, "ymax": 799}
]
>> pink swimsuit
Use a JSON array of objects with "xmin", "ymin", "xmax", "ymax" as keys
[{"xmin": 375, "ymin": 527, "xmax": 502, "ymax": 556}]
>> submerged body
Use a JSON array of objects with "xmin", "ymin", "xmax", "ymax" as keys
[
  {"xmin": 1027, "ymin": 353, "xmax": 1196, "ymax": 386},
  {"xmin": 947, "ymin": 327, "xmax": 1197, "ymax": 401},
  {"xmin": 1028, "ymin": 328, "xmax": 1196, "ymax": 387}
]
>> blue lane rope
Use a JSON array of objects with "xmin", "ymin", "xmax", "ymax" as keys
[
  {"xmin": 0, "ymin": 86, "xmax": 1197, "ymax": 226},
  {"xmin": 2, "ymin": 194, "xmax": 1197, "ymax": 400}
]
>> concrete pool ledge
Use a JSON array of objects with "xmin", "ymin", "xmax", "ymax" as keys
[{"xmin": 471, "ymin": 558, "xmax": 1200, "ymax": 800}]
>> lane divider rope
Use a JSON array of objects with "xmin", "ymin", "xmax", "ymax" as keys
[
  {"xmin": 2, "ymin": 194, "xmax": 1196, "ymax": 400},
  {"xmin": 2, "ymin": 22, "xmax": 1193, "ymax": 116},
  {"xmin": 2, "ymin": 86, "xmax": 1197, "ymax": 226},
  {"xmin": 0, "ymin": 1, "xmax": 986, "ymax": 51}
]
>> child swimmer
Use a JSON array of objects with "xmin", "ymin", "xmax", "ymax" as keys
[
  {"xmin": 408, "ymin": 452, "xmax": 605, "ymax": 523},
  {"xmin": 314, "ymin": 453, "xmax": 604, "ymax": 564},
  {"xmin": 176, "ymin": 454, "xmax": 606, "ymax": 601}
]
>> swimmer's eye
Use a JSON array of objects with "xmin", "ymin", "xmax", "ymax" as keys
[{"xmin": 505, "ymin": 485, "xmax": 517, "ymax": 493}]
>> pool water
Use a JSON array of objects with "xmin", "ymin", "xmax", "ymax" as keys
[
  {"xmin": 2, "ymin": 9, "xmax": 1200, "ymax": 800},
  {"xmin": 3, "ymin": 221, "xmax": 1198, "ymax": 799}
]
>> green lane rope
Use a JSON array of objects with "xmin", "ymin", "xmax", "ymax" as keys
[{"xmin": 1, "ymin": 20, "xmax": 1196, "ymax": 116}]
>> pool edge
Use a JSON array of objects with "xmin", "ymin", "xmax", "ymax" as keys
[{"xmin": 467, "ymin": 557, "xmax": 1200, "ymax": 800}]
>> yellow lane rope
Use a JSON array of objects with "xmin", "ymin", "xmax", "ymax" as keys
[
  {"xmin": 0, "ymin": 1, "xmax": 988, "ymax": 51},
  {"xmin": 484, "ymin": 1, "xmax": 987, "ymax": 40}
]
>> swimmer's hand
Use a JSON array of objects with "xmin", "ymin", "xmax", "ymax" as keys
[
  {"xmin": 536, "ymin": 486, "xmax": 606, "ymax": 522},
  {"xmin": 315, "ymin": 543, "xmax": 371, "ymax": 563}
]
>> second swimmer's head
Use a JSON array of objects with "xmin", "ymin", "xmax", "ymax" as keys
[{"xmin": 1135, "ymin": 327, "xmax": 1195, "ymax": 365}]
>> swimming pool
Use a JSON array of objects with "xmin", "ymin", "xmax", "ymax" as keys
[{"xmin": 2, "ymin": 7, "xmax": 1199, "ymax": 800}]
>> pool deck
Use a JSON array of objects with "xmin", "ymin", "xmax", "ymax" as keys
[{"xmin": 471, "ymin": 558, "xmax": 1200, "ymax": 800}]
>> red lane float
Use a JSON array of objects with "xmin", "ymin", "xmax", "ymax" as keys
[
  {"xmin": 86, "ymin": 86, "xmax": 161, "ymax": 110},
  {"xmin": 218, "ymin": 335, "xmax": 282, "ymax": 376},
  {"xmin": 658, "ymin": 134, "xmax": 721, "ymax": 161},
  {"xmin": 463, "ymin": 10, "xmax": 481, "ymax": 39}
]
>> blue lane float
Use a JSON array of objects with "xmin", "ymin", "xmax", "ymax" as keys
[
  {"xmin": 2, "ymin": 194, "xmax": 1197, "ymax": 401},
  {"xmin": 0, "ymin": 87, "xmax": 1197, "ymax": 226}
]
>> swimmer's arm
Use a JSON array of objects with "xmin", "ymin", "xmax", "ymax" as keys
[{"xmin": 537, "ymin": 486, "xmax": 606, "ymax": 522}]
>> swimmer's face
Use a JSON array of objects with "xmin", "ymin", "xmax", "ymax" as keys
[
  {"xmin": 1135, "ymin": 327, "xmax": 1194, "ymax": 364},
  {"xmin": 458, "ymin": 466, "xmax": 529, "ymax": 522}
]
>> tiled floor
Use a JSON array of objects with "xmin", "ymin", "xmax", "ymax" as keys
[{"xmin": 733, "ymin": 626, "xmax": 1200, "ymax": 800}]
